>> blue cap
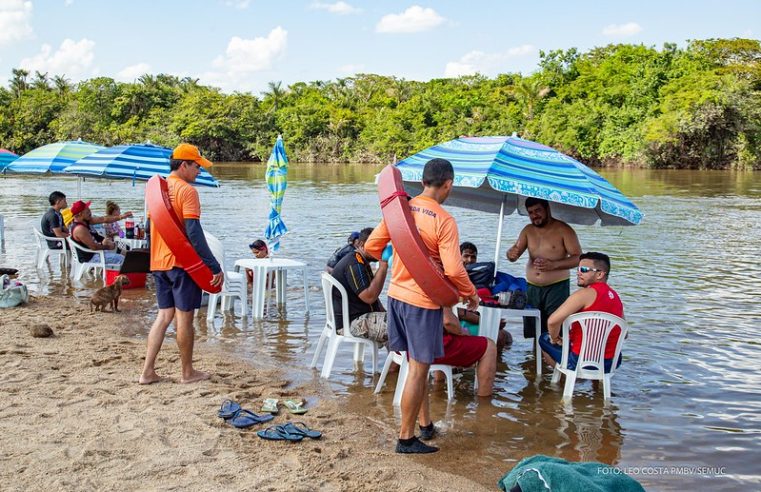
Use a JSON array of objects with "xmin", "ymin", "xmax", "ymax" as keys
[{"xmin": 348, "ymin": 231, "xmax": 360, "ymax": 243}]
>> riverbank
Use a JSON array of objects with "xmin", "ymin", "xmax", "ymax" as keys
[{"xmin": 0, "ymin": 294, "xmax": 490, "ymax": 491}]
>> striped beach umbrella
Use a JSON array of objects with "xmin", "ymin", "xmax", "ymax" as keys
[
  {"xmin": 0, "ymin": 149, "xmax": 18, "ymax": 170},
  {"xmin": 264, "ymin": 135, "xmax": 289, "ymax": 251},
  {"xmin": 5, "ymin": 140, "xmax": 104, "ymax": 174},
  {"xmin": 395, "ymin": 135, "xmax": 643, "ymax": 265},
  {"xmin": 64, "ymin": 143, "xmax": 219, "ymax": 188}
]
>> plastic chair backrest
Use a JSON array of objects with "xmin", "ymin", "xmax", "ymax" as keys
[
  {"xmin": 562, "ymin": 311, "xmax": 628, "ymax": 378},
  {"xmin": 321, "ymin": 272, "xmax": 350, "ymax": 337},
  {"xmin": 203, "ymin": 232, "xmax": 225, "ymax": 267},
  {"xmin": 34, "ymin": 227, "xmax": 64, "ymax": 249}
]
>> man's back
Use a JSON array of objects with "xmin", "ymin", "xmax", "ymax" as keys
[
  {"xmin": 150, "ymin": 175, "xmax": 200, "ymax": 271},
  {"xmin": 330, "ymin": 251, "xmax": 382, "ymax": 329},
  {"xmin": 41, "ymin": 207, "xmax": 62, "ymax": 248},
  {"xmin": 571, "ymin": 283, "xmax": 624, "ymax": 358}
]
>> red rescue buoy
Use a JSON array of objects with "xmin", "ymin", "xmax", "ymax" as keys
[
  {"xmin": 377, "ymin": 164, "xmax": 459, "ymax": 307},
  {"xmin": 146, "ymin": 175, "xmax": 222, "ymax": 293}
]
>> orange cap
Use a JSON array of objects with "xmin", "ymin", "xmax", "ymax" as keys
[{"xmin": 171, "ymin": 143, "xmax": 213, "ymax": 168}]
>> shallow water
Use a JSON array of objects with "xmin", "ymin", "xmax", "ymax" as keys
[{"xmin": 2, "ymin": 166, "xmax": 760, "ymax": 490}]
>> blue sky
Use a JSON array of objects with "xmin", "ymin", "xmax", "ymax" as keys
[{"xmin": 1, "ymin": 0, "xmax": 759, "ymax": 95}]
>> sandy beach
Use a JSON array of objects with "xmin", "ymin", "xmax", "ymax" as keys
[{"xmin": 0, "ymin": 294, "xmax": 491, "ymax": 492}]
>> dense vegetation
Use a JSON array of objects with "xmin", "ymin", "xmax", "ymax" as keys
[{"xmin": 1, "ymin": 38, "xmax": 759, "ymax": 169}]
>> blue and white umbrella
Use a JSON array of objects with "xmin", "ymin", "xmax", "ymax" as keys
[
  {"xmin": 0, "ymin": 149, "xmax": 18, "ymax": 171},
  {"xmin": 264, "ymin": 135, "xmax": 289, "ymax": 251},
  {"xmin": 5, "ymin": 140, "xmax": 104, "ymax": 174},
  {"xmin": 395, "ymin": 135, "xmax": 643, "ymax": 264},
  {"xmin": 64, "ymin": 143, "xmax": 219, "ymax": 188}
]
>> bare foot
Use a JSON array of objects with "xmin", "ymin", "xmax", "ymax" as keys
[
  {"xmin": 138, "ymin": 371, "xmax": 163, "ymax": 384},
  {"xmin": 180, "ymin": 370, "xmax": 211, "ymax": 384}
]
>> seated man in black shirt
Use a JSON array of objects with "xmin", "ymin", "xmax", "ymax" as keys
[
  {"xmin": 325, "ymin": 231, "xmax": 360, "ymax": 274},
  {"xmin": 330, "ymin": 227, "xmax": 389, "ymax": 343},
  {"xmin": 40, "ymin": 191, "xmax": 70, "ymax": 249}
]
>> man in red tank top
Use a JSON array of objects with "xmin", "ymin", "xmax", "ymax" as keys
[{"xmin": 539, "ymin": 252, "xmax": 625, "ymax": 372}]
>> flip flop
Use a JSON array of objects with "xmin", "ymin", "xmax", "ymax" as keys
[
  {"xmin": 261, "ymin": 398, "xmax": 279, "ymax": 414},
  {"xmin": 281, "ymin": 422, "xmax": 322, "ymax": 439},
  {"xmin": 257, "ymin": 425, "xmax": 304, "ymax": 442},
  {"xmin": 230, "ymin": 409, "xmax": 275, "ymax": 429},
  {"xmin": 282, "ymin": 398, "xmax": 308, "ymax": 415},
  {"xmin": 217, "ymin": 399, "xmax": 241, "ymax": 419}
]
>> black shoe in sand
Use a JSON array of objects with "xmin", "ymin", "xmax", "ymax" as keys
[
  {"xmin": 396, "ymin": 436, "xmax": 439, "ymax": 454},
  {"xmin": 419, "ymin": 423, "xmax": 437, "ymax": 441}
]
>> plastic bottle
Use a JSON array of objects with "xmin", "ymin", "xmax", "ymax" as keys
[{"xmin": 125, "ymin": 219, "xmax": 135, "ymax": 239}]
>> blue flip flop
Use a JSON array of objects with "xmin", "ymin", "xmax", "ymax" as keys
[
  {"xmin": 257, "ymin": 425, "xmax": 304, "ymax": 441},
  {"xmin": 281, "ymin": 422, "xmax": 322, "ymax": 439},
  {"xmin": 230, "ymin": 409, "xmax": 275, "ymax": 429},
  {"xmin": 218, "ymin": 399, "xmax": 241, "ymax": 419}
]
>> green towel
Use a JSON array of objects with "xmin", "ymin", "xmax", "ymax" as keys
[{"xmin": 498, "ymin": 455, "xmax": 645, "ymax": 492}]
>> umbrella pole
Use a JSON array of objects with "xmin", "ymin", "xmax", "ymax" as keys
[
  {"xmin": 493, "ymin": 196, "xmax": 506, "ymax": 268},
  {"xmin": 77, "ymin": 177, "xmax": 82, "ymax": 200}
]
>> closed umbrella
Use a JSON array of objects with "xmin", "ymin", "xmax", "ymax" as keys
[
  {"xmin": 264, "ymin": 135, "xmax": 289, "ymax": 251},
  {"xmin": 5, "ymin": 139, "xmax": 104, "ymax": 174},
  {"xmin": 64, "ymin": 143, "xmax": 219, "ymax": 187},
  {"xmin": 395, "ymin": 135, "xmax": 643, "ymax": 265},
  {"xmin": 0, "ymin": 149, "xmax": 18, "ymax": 170}
]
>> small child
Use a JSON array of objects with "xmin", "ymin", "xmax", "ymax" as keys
[{"xmin": 246, "ymin": 240, "xmax": 269, "ymax": 285}]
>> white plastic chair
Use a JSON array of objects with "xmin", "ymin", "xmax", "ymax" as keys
[
  {"xmin": 374, "ymin": 351, "xmax": 456, "ymax": 405},
  {"xmin": 66, "ymin": 237, "xmax": 106, "ymax": 282},
  {"xmin": 33, "ymin": 227, "xmax": 69, "ymax": 269},
  {"xmin": 310, "ymin": 272, "xmax": 379, "ymax": 379},
  {"xmin": 550, "ymin": 311, "xmax": 629, "ymax": 400},
  {"xmin": 204, "ymin": 233, "xmax": 247, "ymax": 320}
]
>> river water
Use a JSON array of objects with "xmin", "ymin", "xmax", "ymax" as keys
[{"xmin": 1, "ymin": 165, "xmax": 760, "ymax": 490}]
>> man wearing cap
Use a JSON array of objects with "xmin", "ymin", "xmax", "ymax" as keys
[
  {"xmin": 69, "ymin": 200, "xmax": 125, "ymax": 266},
  {"xmin": 139, "ymin": 143, "xmax": 223, "ymax": 385}
]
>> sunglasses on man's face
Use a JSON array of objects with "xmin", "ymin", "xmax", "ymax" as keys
[{"xmin": 578, "ymin": 266, "xmax": 604, "ymax": 274}]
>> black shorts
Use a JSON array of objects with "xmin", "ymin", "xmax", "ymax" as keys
[{"xmin": 153, "ymin": 268, "xmax": 202, "ymax": 312}]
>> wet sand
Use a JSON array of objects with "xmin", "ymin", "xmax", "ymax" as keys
[{"xmin": 0, "ymin": 294, "xmax": 490, "ymax": 491}]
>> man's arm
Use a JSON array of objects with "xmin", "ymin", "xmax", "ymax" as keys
[
  {"xmin": 364, "ymin": 220, "xmax": 389, "ymax": 260},
  {"xmin": 52, "ymin": 226, "xmax": 69, "ymax": 238},
  {"xmin": 184, "ymin": 219, "xmax": 221, "ymax": 275},
  {"xmin": 444, "ymin": 308, "xmax": 468, "ymax": 336},
  {"xmin": 90, "ymin": 211, "xmax": 133, "ymax": 225},
  {"xmin": 547, "ymin": 288, "xmax": 596, "ymax": 342},
  {"xmin": 72, "ymin": 226, "xmax": 107, "ymax": 250},
  {"xmin": 358, "ymin": 260, "xmax": 388, "ymax": 305},
  {"xmin": 507, "ymin": 227, "xmax": 528, "ymax": 262}
]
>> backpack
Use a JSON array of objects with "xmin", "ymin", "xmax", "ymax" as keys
[
  {"xmin": 466, "ymin": 261, "xmax": 496, "ymax": 289},
  {"xmin": 0, "ymin": 275, "xmax": 28, "ymax": 308}
]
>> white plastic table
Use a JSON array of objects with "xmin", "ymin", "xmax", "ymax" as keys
[
  {"xmin": 477, "ymin": 305, "xmax": 543, "ymax": 375},
  {"xmin": 234, "ymin": 258, "xmax": 309, "ymax": 319}
]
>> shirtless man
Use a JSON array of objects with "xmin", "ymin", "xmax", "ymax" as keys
[{"xmin": 506, "ymin": 197, "xmax": 581, "ymax": 337}]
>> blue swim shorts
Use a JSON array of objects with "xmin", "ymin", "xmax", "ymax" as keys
[
  {"xmin": 153, "ymin": 267, "xmax": 202, "ymax": 312},
  {"xmin": 387, "ymin": 298, "xmax": 444, "ymax": 364}
]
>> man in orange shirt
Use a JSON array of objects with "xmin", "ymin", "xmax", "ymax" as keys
[
  {"xmin": 365, "ymin": 158, "xmax": 479, "ymax": 454},
  {"xmin": 139, "ymin": 144, "xmax": 223, "ymax": 385}
]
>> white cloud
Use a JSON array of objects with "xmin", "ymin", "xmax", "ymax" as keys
[
  {"xmin": 117, "ymin": 62, "xmax": 151, "ymax": 81},
  {"xmin": 444, "ymin": 45, "xmax": 537, "ymax": 77},
  {"xmin": 311, "ymin": 1, "xmax": 360, "ymax": 15},
  {"xmin": 0, "ymin": 0, "xmax": 33, "ymax": 46},
  {"xmin": 337, "ymin": 63, "xmax": 365, "ymax": 75},
  {"xmin": 20, "ymin": 38, "xmax": 96, "ymax": 79},
  {"xmin": 64, "ymin": 0, "xmax": 74, "ymax": 6},
  {"xmin": 202, "ymin": 26, "xmax": 287, "ymax": 91},
  {"xmin": 376, "ymin": 5, "xmax": 445, "ymax": 33},
  {"xmin": 602, "ymin": 22, "xmax": 642, "ymax": 37},
  {"xmin": 223, "ymin": 0, "xmax": 250, "ymax": 9}
]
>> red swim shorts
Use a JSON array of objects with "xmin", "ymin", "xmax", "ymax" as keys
[{"xmin": 433, "ymin": 333, "xmax": 488, "ymax": 367}]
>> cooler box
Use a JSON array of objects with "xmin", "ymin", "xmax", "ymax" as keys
[{"xmin": 105, "ymin": 269, "xmax": 146, "ymax": 289}]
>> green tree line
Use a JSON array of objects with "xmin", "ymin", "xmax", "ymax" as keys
[{"xmin": 1, "ymin": 38, "xmax": 759, "ymax": 169}]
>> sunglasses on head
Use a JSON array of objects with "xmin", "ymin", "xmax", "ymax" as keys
[{"xmin": 578, "ymin": 266, "xmax": 604, "ymax": 273}]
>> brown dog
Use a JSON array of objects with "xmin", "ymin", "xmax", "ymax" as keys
[{"xmin": 90, "ymin": 274, "xmax": 130, "ymax": 312}]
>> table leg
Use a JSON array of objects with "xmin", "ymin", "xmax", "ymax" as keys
[
  {"xmin": 535, "ymin": 313, "xmax": 542, "ymax": 376},
  {"xmin": 251, "ymin": 266, "xmax": 267, "ymax": 319},
  {"xmin": 277, "ymin": 270, "xmax": 286, "ymax": 305},
  {"xmin": 302, "ymin": 267, "xmax": 310, "ymax": 314}
]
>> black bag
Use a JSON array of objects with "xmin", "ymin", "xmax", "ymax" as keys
[
  {"xmin": 498, "ymin": 290, "xmax": 528, "ymax": 310},
  {"xmin": 466, "ymin": 261, "xmax": 495, "ymax": 289}
]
